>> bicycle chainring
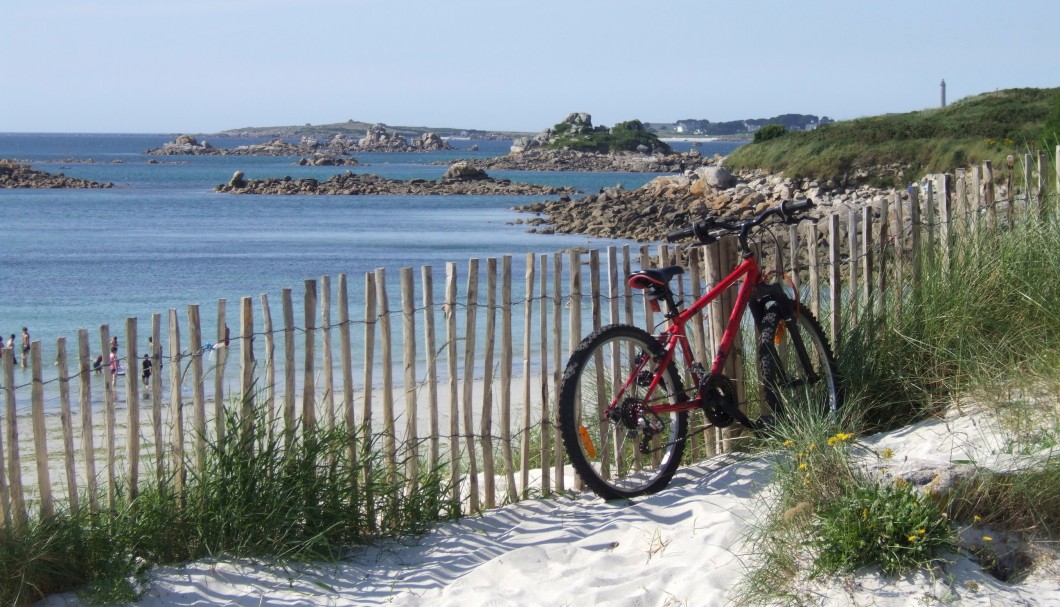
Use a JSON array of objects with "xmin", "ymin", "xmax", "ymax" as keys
[{"xmin": 699, "ymin": 374, "xmax": 736, "ymax": 428}]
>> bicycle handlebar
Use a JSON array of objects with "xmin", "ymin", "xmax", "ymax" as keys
[{"xmin": 665, "ymin": 199, "xmax": 815, "ymax": 245}]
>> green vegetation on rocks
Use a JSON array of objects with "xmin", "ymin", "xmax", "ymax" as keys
[{"xmin": 546, "ymin": 118, "xmax": 672, "ymax": 154}]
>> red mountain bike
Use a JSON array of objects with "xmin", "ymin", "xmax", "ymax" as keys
[{"xmin": 559, "ymin": 199, "xmax": 841, "ymax": 500}]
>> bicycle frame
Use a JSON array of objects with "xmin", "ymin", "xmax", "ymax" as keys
[{"xmin": 622, "ymin": 255, "xmax": 765, "ymax": 417}]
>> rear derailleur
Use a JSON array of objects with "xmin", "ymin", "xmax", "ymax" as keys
[{"xmin": 609, "ymin": 397, "xmax": 665, "ymax": 454}]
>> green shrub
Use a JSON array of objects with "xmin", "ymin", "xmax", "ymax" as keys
[
  {"xmin": 753, "ymin": 124, "xmax": 788, "ymax": 143},
  {"xmin": 811, "ymin": 481, "xmax": 954, "ymax": 577}
]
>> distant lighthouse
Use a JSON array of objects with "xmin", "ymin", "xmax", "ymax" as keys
[{"xmin": 940, "ymin": 79, "xmax": 947, "ymax": 107}]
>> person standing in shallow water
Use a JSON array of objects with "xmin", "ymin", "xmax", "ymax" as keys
[
  {"xmin": 20, "ymin": 327, "xmax": 30, "ymax": 368},
  {"xmin": 141, "ymin": 354, "xmax": 152, "ymax": 387}
]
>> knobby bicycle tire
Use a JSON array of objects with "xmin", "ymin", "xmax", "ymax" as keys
[
  {"xmin": 755, "ymin": 303, "xmax": 842, "ymax": 424},
  {"xmin": 559, "ymin": 324, "xmax": 688, "ymax": 500}
]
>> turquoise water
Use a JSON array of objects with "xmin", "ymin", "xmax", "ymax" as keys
[{"xmin": 0, "ymin": 134, "xmax": 743, "ymax": 396}]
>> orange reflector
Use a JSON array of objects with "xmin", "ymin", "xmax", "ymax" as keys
[
  {"xmin": 774, "ymin": 321, "xmax": 787, "ymax": 346},
  {"xmin": 578, "ymin": 425, "xmax": 597, "ymax": 459}
]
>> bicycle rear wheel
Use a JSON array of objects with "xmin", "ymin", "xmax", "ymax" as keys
[
  {"xmin": 755, "ymin": 302, "xmax": 842, "ymax": 423},
  {"xmin": 559, "ymin": 324, "xmax": 688, "ymax": 500}
]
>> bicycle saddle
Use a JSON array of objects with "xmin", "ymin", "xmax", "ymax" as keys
[{"xmin": 627, "ymin": 265, "xmax": 684, "ymax": 290}]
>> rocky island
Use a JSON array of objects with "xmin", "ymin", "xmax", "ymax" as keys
[
  {"xmin": 216, "ymin": 162, "xmax": 576, "ymax": 196},
  {"xmin": 0, "ymin": 160, "xmax": 113, "ymax": 189},
  {"xmin": 147, "ymin": 124, "xmax": 451, "ymax": 164},
  {"xmin": 461, "ymin": 112, "xmax": 722, "ymax": 173}
]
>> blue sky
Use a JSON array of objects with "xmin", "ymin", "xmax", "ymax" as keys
[{"xmin": 2, "ymin": 0, "xmax": 1058, "ymax": 134}]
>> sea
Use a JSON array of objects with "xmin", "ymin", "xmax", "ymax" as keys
[{"xmin": 0, "ymin": 133, "xmax": 743, "ymax": 398}]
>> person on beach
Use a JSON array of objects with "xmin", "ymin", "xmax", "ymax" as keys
[
  {"xmin": 93, "ymin": 354, "xmax": 103, "ymax": 374},
  {"xmin": 5, "ymin": 334, "xmax": 13, "ymax": 352},
  {"xmin": 141, "ymin": 353, "xmax": 152, "ymax": 386},
  {"xmin": 21, "ymin": 326, "xmax": 30, "ymax": 368},
  {"xmin": 108, "ymin": 346, "xmax": 119, "ymax": 389},
  {"xmin": 111, "ymin": 335, "xmax": 118, "ymax": 351}
]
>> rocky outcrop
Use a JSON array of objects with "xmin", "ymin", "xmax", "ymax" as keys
[
  {"xmin": 441, "ymin": 161, "xmax": 489, "ymax": 182},
  {"xmin": 464, "ymin": 148, "xmax": 722, "ymax": 173},
  {"xmin": 0, "ymin": 160, "xmax": 113, "ymax": 189},
  {"xmin": 513, "ymin": 166, "xmax": 909, "ymax": 244},
  {"xmin": 215, "ymin": 166, "xmax": 575, "ymax": 196},
  {"xmin": 148, "ymin": 135, "xmax": 304, "ymax": 156},
  {"xmin": 357, "ymin": 125, "xmax": 453, "ymax": 152}
]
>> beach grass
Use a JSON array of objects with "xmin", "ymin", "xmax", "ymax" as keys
[
  {"xmin": 735, "ymin": 206, "xmax": 1060, "ymax": 604},
  {"xmin": 0, "ymin": 397, "xmax": 458, "ymax": 606}
]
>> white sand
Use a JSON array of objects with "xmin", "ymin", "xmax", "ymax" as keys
[{"xmin": 34, "ymin": 404, "xmax": 1060, "ymax": 607}]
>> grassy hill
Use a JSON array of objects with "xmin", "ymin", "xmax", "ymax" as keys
[{"xmin": 724, "ymin": 87, "xmax": 1060, "ymax": 186}]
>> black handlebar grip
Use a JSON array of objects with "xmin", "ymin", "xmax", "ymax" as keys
[
  {"xmin": 665, "ymin": 226, "xmax": 696, "ymax": 242},
  {"xmin": 783, "ymin": 198, "xmax": 814, "ymax": 214}
]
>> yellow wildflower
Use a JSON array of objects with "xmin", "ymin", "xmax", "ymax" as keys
[
  {"xmin": 895, "ymin": 478, "xmax": 909, "ymax": 489},
  {"xmin": 783, "ymin": 439, "xmax": 795, "ymax": 448},
  {"xmin": 973, "ymin": 515, "xmax": 982, "ymax": 523},
  {"xmin": 861, "ymin": 508, "xmax": 868, "ymax": 519},
  {"xmin": 807, "ymin": 443, "xmax": 816, "ymax": 451},
  {"xmin": 908, "ymin": 535, "xmax": 918, "ymax": 542},
  {"xmin": 879, "ymin": 448, "xmax": 894, "ymax": 460},
  {"xmin": 983, "ymin": 536, "xmax": 993, "ymax": 542},
  {"xmin": 918, "ymin": 529, "xmax": 926, "ymax": 535},
  {"xmin": 798, "ymin": 463, "xmax": 808, "ymax": 471}
]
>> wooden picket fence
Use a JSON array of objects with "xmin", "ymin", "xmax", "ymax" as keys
[{"xmin": 1, "ymin": 151, "xmax": 1057, "ymax": 527}]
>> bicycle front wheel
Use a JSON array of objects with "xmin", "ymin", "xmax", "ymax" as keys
[
  {"xmin": 559, "ymin": 324, "xmax": 688, "ymax": 500},
  {"xmin": 756, "ymin": 303, "xmax": 842, "ymax": 423}
]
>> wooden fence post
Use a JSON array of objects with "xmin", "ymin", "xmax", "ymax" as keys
[
  {"xmin": 99, "ymin": 324, "xmax": 116, "ymax": 509},
  {"xmin": 240, "ymin": 296, "xmax": 254, "ymax": 441},
  {"xmin": 420, "ymin": 267, "xmax": 440, "ymax": 473},
  {"xmin": 520, "ymin": 253, "xmax": 535, "ymax": 498},
  {"xmin": 374, "ymin": 269, "xmax": 396, "ymax": 482},
  {"xmin": 828, "ymin": 214, "xmax": 842, "ymax": 349},
  {"xmin": 168, "ymin": 309, "xmax": 184, "ymax": 499},
  {"xmin": 861, "ymin": 206, "xmax": 873, "ymax": 306},
  {"xmin": 937, "ymin": 174, "xmax": 952, "ymax": 271},
  {"xmin": 876, "ymin": 195, "xmax": 890, "ymax": 321},
  {"xmin": 400, "ymin": 267, "xmax": 420, "ymax": 493},
  {"xmin": 281, "ymin": 288, "xmax": 295, "ymax": 446},
  {"xmin": 321, "ymin": 276, "xmax": 334, "ymax": 430},
  {"xmin": 188, "ymin": 306, "xmax": 206, "ymax": 474},
  {"xmin": 338, "ymin": 274, "xmax": 354, "ymax": 433},
  {"xmin": 551, "ymin": 253, "xmax": 564, "ymax": 492},
  {"xmin": 150, "ymin": 314, "xmax": 163, "ymax": 484},
  {"xmin": 480, "ymin": 259, "xmax": 497, "ymax": 508},
  {"xmin": 538, "ymin": 254, "xmax": 551, "ymax": 496},
  {"xmin": 260, "ymin": 293, "xmax": 276, "ymax": 427},
  {"xmin": 804, "ymin": 223, "xmax": 821, "ymax": 320},
  {"xmin": 303, "ymin": 280, "xmax": 317, "ymax": 434},
  {"xmin": 500, "ymin": 255, "xmax": 517, "ymax": 504},
  {"xmin": 568, "ymin": 249, "xmax": 583, "ymax": 492},
  {"xmin": 0, "ymin": 349, "xmax": 10, "ymax": 528},
  {"xmin": 77, "ymin": 328, "xmax": 98, "ymax": 513},
  {"xmin": 362, "ymin": 272, "xmax": 378, "ymax": 520},
  {"xmin": 56, "ymin": 337, "xmax": 79, "ymax": 515},
  {"xmin": 31, "ymin": 342, "xmax": 54, "ymax": 517},
  {"xmin": 3, "ymin": 349, "xmax": 25, "ymax": 527},
  {"xmin": 847, "ymin": 210, "xmax": 858, "ymax": 325},
  {"xmin": 444, "ymin": 263, "xmax": 460, "ymax": 504},
  {"xmin": 461, "ymin": 259, "xmax": 481, "ymax": 511},
  {"xmin": 123, "ymin": 318, "xmax": 139, "ymax": 502},
  {"xmin": 214, "ymin": 299, "xmax": 227, "ymax": 442}
]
